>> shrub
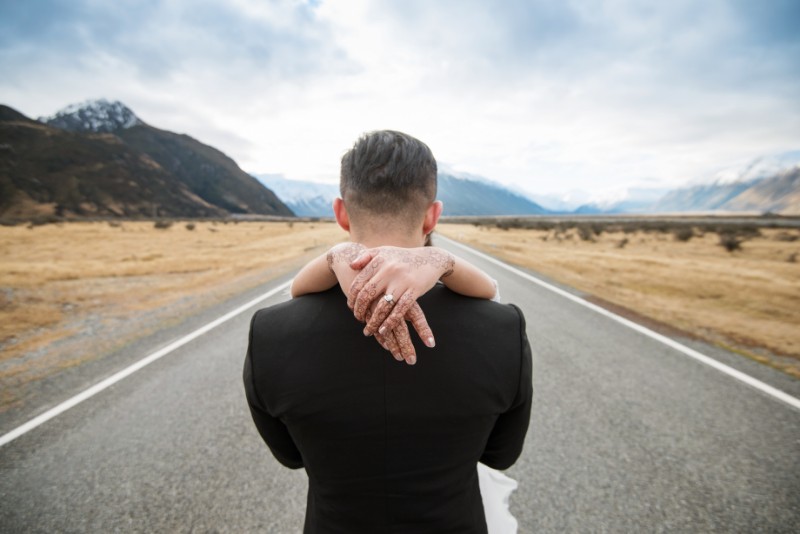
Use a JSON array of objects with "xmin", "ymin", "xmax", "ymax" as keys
[
  {"xmin": 616, "ymin": 238, "xmax": 629, "ymax": 249},
  {"xmin": 108, "ymin": 221, "xmax": 122, "ymax": 228},
  {"xmin": 718, "ymin": 234, "xmax": 742, "ymax": 252},
  {"xmin": 673, "ymin": 227, "xmax": 694, "ymax": 242},
  {"xmin": 185, "ymin": 222, "xmax": 196, "ymax": 231},
  {"xmin": 576, "ymin": 225, "xmax": 595, "ymax": 242},
  {"xmin": 154, "ymin": 220, "xmax": 172, "ymax": 229},
  {"xmin": 788, "ymin": 252, "xmax": 797, "ymax": 263},
  {"xmin": 774, "ymin": 231, "xmax": 799, "ymax": 242}
]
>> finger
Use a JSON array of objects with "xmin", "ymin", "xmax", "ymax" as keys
[
  {"xmin": 393, "ymin": 321, "xmax": 417, "ymax": 365},
  {"xmin": 406, "ymin": 303, "xmax": 435, "ymax": 348},
  {"xmin": 349, "ymin": 250, "xmax": 375, "ymax": 270},
  {"xmin": 352, "ymin": 280, "xmax": 387, "ymax": 322},
  {"xmin": 363, "ymin": 295, "xmax": 394, "ymax": 336},
  {"xmin": 377, "ymin": 289, "xmax": 415, "ymax": 335},
  {"xmin": 347, "ymin": 256, "xmax": 384, "ymax": 310},
  {"xmin": 377, "ymin": 331, "xmax": 403, "ymax": 361}
]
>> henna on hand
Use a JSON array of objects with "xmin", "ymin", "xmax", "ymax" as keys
[
  {"xmin": 405, "ymin": 303, "xmax": 435, "ymax": 348},
  {"xmin": 327, "ymin": 242, "xmax": 367, "ymax": 274}
]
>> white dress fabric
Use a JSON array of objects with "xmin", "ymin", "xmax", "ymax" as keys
[{"xmin": 478, "ymin": 463, "xmax": 519, "ymax": 533}]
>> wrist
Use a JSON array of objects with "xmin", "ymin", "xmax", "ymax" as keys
[
  {"xmin": 433, "ymin": 249, "xmax": 455, "ymax": 278},
  {"xmin": 327, "ymin": 243, "xmax": 365, "ymax": 273}
]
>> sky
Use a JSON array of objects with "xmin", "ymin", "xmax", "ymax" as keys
[{"xmin": 1, "ymin": 0, "xmax": 799, "ymax": 203}]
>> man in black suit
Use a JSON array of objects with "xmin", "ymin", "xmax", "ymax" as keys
[{"xmin": 244, "ymin": 130, "xmax": 532, "ymax": 533}]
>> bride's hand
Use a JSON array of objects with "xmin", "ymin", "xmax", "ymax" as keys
[
  {"xmin": 326, "ymin": 242, "xmax": 367, "ymax": 295},
  {"xmin": 347, "ymin": 246, "xmax": 454, "ymax": 344},
  {"xmin": 367, "ymin": 305, "xmax": 427, "ymax": 365}
]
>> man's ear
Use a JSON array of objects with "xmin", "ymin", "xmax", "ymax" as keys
[
  {"xmin": 333, "ymin": 197, "xmax": 350, "ymax": 232},
  {"xmin": 422, "ymin": 200, "xmax": 443, "ymax": 236}
]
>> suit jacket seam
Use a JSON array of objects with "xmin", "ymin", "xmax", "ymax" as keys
[
  {"xmin": 247, "ymin": 309, "xmax": 269, "ymax": 413},
  {"xmin": 510, "ymin": 303, "xmax": 525, "ymax": 408}
]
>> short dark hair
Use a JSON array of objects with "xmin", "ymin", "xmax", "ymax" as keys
[{"xmin": 340, "ymin": 130, "xmax": 437, "ymax": 219}]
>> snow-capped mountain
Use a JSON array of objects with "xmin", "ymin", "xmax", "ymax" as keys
[
  {"xmin": 255, "ymin": 174, "xmax": 339, "ymax": 217},
  {"xmin": 39, "ymin": 99, "xmax": 142, "ymax": 133},
  {"xmin": 572, "ymin": 187, "xmax": 671, "ymax": 214},
  {"xmin": 651, "ymin": 165, "xmax": 800, "ymax": 214},
  {"xmin": 436, "ymin": 172, "xmax": 548, "ymax": 216},
  {"xmin": 255, "ymin": 170, "xmax": 549, "ymax": 217},
  {"xmin": 2, "ymin": 100, "xmax": 292, "ymax": 219}
]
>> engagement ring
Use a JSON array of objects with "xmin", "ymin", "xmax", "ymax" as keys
[{"xmin": 384, "ymin": 293, "xmax": 394, "ymax": 304}]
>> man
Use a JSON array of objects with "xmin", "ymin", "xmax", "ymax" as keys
[{"xmin": 244, "ymin": 130, "xmax": 532, "ymax": 533}]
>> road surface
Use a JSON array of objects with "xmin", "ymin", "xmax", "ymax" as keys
[{"xmin": 1, "ymin": 238, "xmax": 798, "ymax": 533}]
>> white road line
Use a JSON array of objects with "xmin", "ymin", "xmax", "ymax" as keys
[
  {"xmin": 441, "ymin": 236, "xmax": 800, "ymax": 412},
  {"xmin": 0, "ymin": 280, "xmax": 292, "ymax": 448}
]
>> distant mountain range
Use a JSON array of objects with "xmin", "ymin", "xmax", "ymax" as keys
[
  {"xmin": 2, "ymin": 99, "xmax": 797, "ymax": 219},
  {"xmin": 571, "ymin": 166, "xmax": 800, "ymax": 215},
  {"xmin": 254, "ymin": 172, "xmax": 549, "ymax": 217},
  {"xmin": 256, "ymin": 174, "xmax": 339, "ymax": 217},
  {"xmin": 259, "ymin": 165, "xmax": 800, "ymax": 218},
  {"xmin": 651, "ymin": 167, "xmax": 800, "ymax": 214},
  {"xmin": 0, "ymin": 99, "xmax": 292, "ymax": 219}
]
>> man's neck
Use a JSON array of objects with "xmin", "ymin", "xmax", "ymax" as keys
[{"xmin": 349, "ymin": 229, "xmax": 425, "ymax": 249}]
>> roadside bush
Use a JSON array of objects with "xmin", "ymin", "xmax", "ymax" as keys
[
  {"xmin": 576, "ymin": 224, "xmax": 595, "ymax": 242},
  {"xmin": 718, "ymin": 234, "xmax": 742, "ymax": 252},
  {"xmin": 185, "ymin": 222, "xmax": 196, "ymax": 231},
  {"xmin": 27, "ymin": 215, "xmax": 61, "ymax": 227},
  {"xmin": 774, "ymin": 231, "xmax": 799, "ymax": 242},
  {"xmin": 673, "ymin": 227, "xmax": 694, "ymax": 242},
  {"xmin": 154, "ymin": 220, "xmax": 173, "ymax": 230}
]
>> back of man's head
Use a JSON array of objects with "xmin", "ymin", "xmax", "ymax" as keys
[{"xmin": 340, "ymin": 130, "xmax": 437, "ymax": 227}]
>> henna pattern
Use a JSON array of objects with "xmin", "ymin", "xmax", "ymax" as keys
[
  {"xmin": 339, "ymin": 245, "xmax": 458, "ymax": 363},
  {"xmin": 327, "ymin": 242, "xmax": 367, "ymax": 274},
  {"xmin": 373, "ymin": 289, "xmax": 415, "ymax": 335},
  {"xmin": 364, "ymin": 247, "xmax": 454, "ymax": 278}
]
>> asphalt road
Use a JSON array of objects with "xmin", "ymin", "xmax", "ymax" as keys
[{"xmin": 1, "ymin": 239, "xmax": 799, "ymax": 533}]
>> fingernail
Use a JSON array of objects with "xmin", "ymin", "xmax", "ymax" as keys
[
  {"xmin": 408, "ymin": 356, "xmax": 416, "ymax": 365},
  {"xmin": 427, "ymin": 337, "xmax": 435, "ymax": 348},
  {"xmin": 379, "ymin": 326, "xmax": 386, "ymax": 335}
]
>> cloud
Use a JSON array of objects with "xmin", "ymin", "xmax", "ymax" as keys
[{"xmin": 1, "ymin": 0, "xmax": 798, "ymax": 196}]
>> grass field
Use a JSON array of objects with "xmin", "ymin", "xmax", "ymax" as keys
[
  {"xmin": 437, "ymin": 221, "xmax": 800, "ymax": 378},
  {"xmin": 0, "ymin": 220, "xmax": 347, "ymax": 410},
  {"xmin": 2, "ymin": 217, "xmax": 798, "ymax": 411}
]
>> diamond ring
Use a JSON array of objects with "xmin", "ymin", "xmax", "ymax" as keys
[{"xmin": 383, "ymin": 293, "xmax": 394, "ymax": 304}]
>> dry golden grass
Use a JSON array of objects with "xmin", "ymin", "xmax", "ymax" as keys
[
  {"xmin": 437, "ymin": 223, "xmax": 800, "ymax": 378},
  {"xmin": 2, "ymin": 219, "xmax": 798, "ymax": 411},
  {"xmin": 0, "ymin": 221, "xmax": 347, "ymax": 410}
]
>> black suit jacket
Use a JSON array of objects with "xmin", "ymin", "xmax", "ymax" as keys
[{"xmin": 244, "ymin": 285, "xmax": 532, "ymax": 533}]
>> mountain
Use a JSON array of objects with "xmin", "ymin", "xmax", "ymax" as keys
[
  {"xmin": 39, "ymin": 99, "xmax": 141, "ymax": 133},
  {"xmin": 0, "ymin": 100, "xmax": 293, "ymax": 219},
  {"xmin": 255, "ymin": 174, "xmax": 338, "ymax": 217},
  {"xmin": 708, "ymin": 166, "xmax": 800, "ymax": 214},
  {"xmin": 648, "ymin": 166, "xmax": 800, "ymax": 215},
  {"xmin": 254, "ymin": 171, "xmax": 549, "ymax": 217},
  {"xmin": 436, "ymin": 173, "xmax": 548, "ymax": 216},
  {"xmin": 650, "ymin": 180, "xmax": 756, "ymax": 213},
  {"xmin": 572, "ymin": 187, "xmax": 671, "ymax": 214}
]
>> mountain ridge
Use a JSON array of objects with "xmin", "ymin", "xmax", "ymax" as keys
[
  {"xmin": 1, "ymin": 100, "xmax": 293, "ymax": 219},
  {"xmin": 254, "ymin": 172, "xmax": 549, "ymax": 217}
]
